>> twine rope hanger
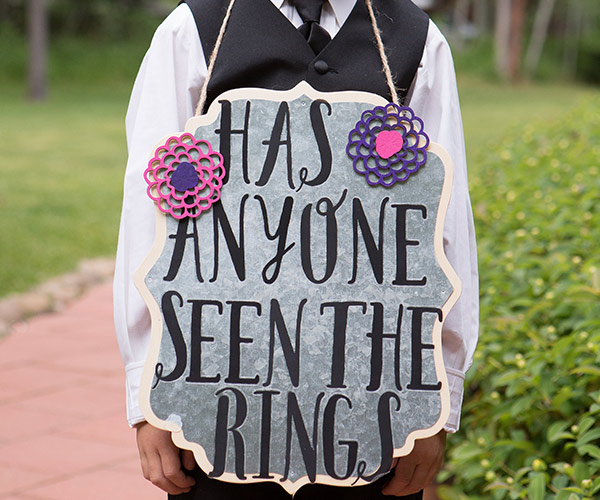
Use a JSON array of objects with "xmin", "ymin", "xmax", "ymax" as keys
[
  {"xmin": 195, "ymin": 0, "xmax": 238, "ymax": 116},
  {"xmin": 364, "ymin": 0, "xmax": 400, "ymax": 105},
  {"xmin": 194, "ymin": 0, "xmax": 400, "ymax": 116}
]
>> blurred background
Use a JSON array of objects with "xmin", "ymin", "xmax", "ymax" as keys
[{"xmin": 1, "ymin": 1, "xmax": 599, "ymax": 499}]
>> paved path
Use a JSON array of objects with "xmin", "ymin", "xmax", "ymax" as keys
[
  {"xmin": 0, "ymin": 283, "xmax": 439, "ymax": 499},
  {"xmin": 0, "ymin": 283, "xmax": 163, "ymax": 500}
]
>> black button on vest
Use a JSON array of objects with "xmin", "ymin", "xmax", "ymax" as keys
[
  {"xmin": 184, "ymin": 0, "xmax": 429, "ymax": 113},
  {"xmin": 314, "ymin": 60, "xmax": 329, "ymax": 74}
]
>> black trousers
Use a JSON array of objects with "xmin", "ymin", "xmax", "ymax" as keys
[{"xmin": 169, "ymin": 467, "xmax": 423, "ymax": 500}]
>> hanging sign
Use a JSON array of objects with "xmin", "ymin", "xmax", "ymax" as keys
[{"xmin": 135, "ymin": 82, "xmax": 461, "ymax": 493}]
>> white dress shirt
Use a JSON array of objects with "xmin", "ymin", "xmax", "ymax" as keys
[{"xmin": 113, "ymin": 0, "xmax": 479, "ymax": 433}]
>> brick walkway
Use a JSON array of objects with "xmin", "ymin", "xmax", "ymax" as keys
[{"xmin": 0, "ymin": 283, "xmax": 163, "ymax": 500}]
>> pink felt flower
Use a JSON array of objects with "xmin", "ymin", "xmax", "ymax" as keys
[{"xmin": 144, "ymin": 133, "xmax": 225, "ymax": 219}]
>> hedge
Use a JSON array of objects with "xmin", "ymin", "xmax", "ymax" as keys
[{"xmin": 439, "ymin": 96, "xmax": 600, "ymax": 500}]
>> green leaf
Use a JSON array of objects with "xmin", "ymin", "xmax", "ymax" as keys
[
  {"xmin": 548, "ymin": 421, "xmax": 570, "ymax": 442},
  {"xmin": 577, "ymin": 444, "xmax": 600, "ymax": 459},
  {"xmin": 551, "ymin": 432, "xmax": 577, "ymax": 443},
  {"xmin": 437, "ymin": 469, "xmax": 453, "ymax": 483},
  {"xmin": 436, "ymin": 485, "xmax": 470, "ymax": 500},
  {"xmin": 570, "ymin": 366, "xmax": 600, "ymax": 376},
  {"xmin": 492, "ymin": 440, "xmax": 535, "ymax": 452},
  {"xmin": 552, "ymin": 474, "xmax": 569, "ymax": 489},
  {"xmin": 573, "ymin": 461, "xmax": 590, "ymax": 483},
  {"xmin": 528, "ymin": 472, "xmax": 546, "ymax": 500},
  {"xmin": 451, "ymin": 442, "xmax": 484, "ymax": 462},
  {"xmin": 577, "ymin": 416, "xmax": 595, "ymax": 435},
  {"xmin": 515, "ymin": 466, "xmax": 533, "ymax": 482},
  {"xmin": 484, "ymin": 481, "xmax": 511, "ymax": 492},
  {"xmin": 576, "ymin": 428, "xmax": 600, "ymax": 447},
  {"xmin": 556, "ymin": 492, "xmax": 578, "ymax": 500},
  {"xmin": 562, "ymin": 487, "xmax": 584, "ymax": 494},
  {"xmin": 495, "ymin": 370, "xmax": 523, "ymax": 386}
]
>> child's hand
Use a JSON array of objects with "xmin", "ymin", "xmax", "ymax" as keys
[
  {"xmin": 135, "ymin": 421, "xmax": 196, "ymax": 494},
  {"xmin": 381, "ymin": 430, "xmax": 446, "ymax": 496}
]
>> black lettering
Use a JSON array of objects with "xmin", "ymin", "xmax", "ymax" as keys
[
  {"xmin": 366, "ymin": 303, "xmax": 403, "ymax": 391},
  {"xmin": 392, "ymin": 204, "xmax": 427, "ymax": 286},
  {"xmin": 349, "ymin": 197, "xmax": 389, "ymax": 285},
  {"xmin": 210, "ymin": 387, "xmax": 248, "ymax": 479},
  {"xmin": 283, "ymin": 392, "xmax": 325, "ymax": 483},
  {"xmin": 255, "ymin": 195, "xmax": 295, "ymax": 284},
  {"xmin": 320, "ymin": 302, "xmax": 367, "ymax": 388},
  {"xmin": 300, "ymin": 190, "xmax": 347, "ymax": 284},
  {"xmin": 256, "ymin": 102, "xmax": 294, "ymax": 189},
  {"xmin": 225, "ymin": 301, "xmax": 261, "ymax": 385},
  {"xmin": 253, "ymin": 390, "xmax": 280, "ymax": 479},
  {"xmin": 186, "ymin": 300, "xmax": 222, "ymax": 383},
  {"xmin": 359, "ymin": 392, "xmax": 401, "ymax": 481},
  {"xmin": 407, "ymin": 307, "xmax": 443, "ymax": 390},
  {"xmin": 323, "ymin": 394, "xmax": 358, "ymax": 480},
  {"xmin": 211, "ymin": 195, "xmax": 248, "ymax": 282},
  {"xmin": 154, "ymin": 291, "xmax": 187, "ymax": 384},
  {"xmin": 297, "ymin": 99, "xmax": 332, "ymax": 190},
  {"xmin": 163, "ymin": 218, "xmax": 203, "ymax": 282},
  {"xmin": 265, "ymin": 299, "xmax": 306, "ymax": 387}
]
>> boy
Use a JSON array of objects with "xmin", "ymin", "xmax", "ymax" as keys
[{"xmin": 114, "ymin": 1, "xmax": 478, "ymax": 497}]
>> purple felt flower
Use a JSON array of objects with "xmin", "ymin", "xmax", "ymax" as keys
[
  {"xmin": 144, "ymin": 133, "xmax": 225, "ymax": 219},
  {"xmin": 346, "ymin": 104, "xmax": 429, "ymax": 187}
]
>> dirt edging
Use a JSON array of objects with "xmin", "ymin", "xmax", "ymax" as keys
[{"xmin": 0, "ymin": 258, "xmax": 115, "ymax": 337}]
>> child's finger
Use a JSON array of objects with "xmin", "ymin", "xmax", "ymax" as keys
[
  {"xmin": 381, "ymin": 458, "xmax": 416, "ymax": 496},
  {"xmin": 398, "ymin": 463, "xmax": 430, "ymax": 496},
  {"xmin": 145, "ymin": 449, "xmax": 189, "ymax": 494},
  {"xmin": 159, "ymin": 446, "xmax": 196, "ymax": 490},
  {"xmin": 135, "ymin": 422, "xmax": 195, "ymax": 494},
  {"xmin": 182, "ymin": 449, "xmax": 196, "ymax": 471}
]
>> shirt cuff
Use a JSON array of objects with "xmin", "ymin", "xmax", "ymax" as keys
[
  {"xmin": 125, "ymin": 361, "xmax": 146, "ymax": 427},
  {"xmin": 444, "ymin": 366, "xmax": 465, "ymax": 433}
]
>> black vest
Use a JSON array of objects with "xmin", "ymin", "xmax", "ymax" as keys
[{"xmin": 184, "ymin": 0, "xmax": 429, "ymax": 112}]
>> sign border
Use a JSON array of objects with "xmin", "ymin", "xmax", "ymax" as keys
[{"xmin": 134, "ymin": 81, "xmax": 462, "ymax": 494}]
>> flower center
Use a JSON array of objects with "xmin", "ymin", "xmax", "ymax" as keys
[
  {"xmin": 375, "ymin": 130, "xmax": 404, "ymax": 159},
  {"xmin": 171, "ymin": 162, "xmax": 199, "ymax": 192}
]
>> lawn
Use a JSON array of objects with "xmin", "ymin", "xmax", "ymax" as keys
[
  {"xmin": 458, "ymin": 76, "xmax": 597, "ymax": 164},
  {"xmin": 1, "ymin": 84, "xmax": 130, "ymax": 296},
  {"xmin": 0, "ymin": 32, "xmax": 597, "ymax": 298},
  {"xmin": 0, "ymin": 30, "xmax": 144, "ymax": 297}
]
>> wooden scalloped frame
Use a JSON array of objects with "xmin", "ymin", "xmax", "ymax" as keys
[{"xmin": 134, "ymin": 81, "xmax": 462, "ymax": 495}]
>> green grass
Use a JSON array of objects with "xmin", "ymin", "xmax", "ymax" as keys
[
  {"xmin": 0, "ymin": 29, "xmax": 597, "ymax": 298},
  {"xmin": 0, "ymin": 84, "xmax": 129, "ymax": 295},
  {"xmin": 0, "ymin": 25, "xmax": 155, "ymax": 297},
  {"xmin": 458, "ymin": 76, "xmax": 598, "ymax": 164}
]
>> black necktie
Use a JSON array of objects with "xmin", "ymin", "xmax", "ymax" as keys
[{"xmin": 294, "ymin": 0, "xmax": 332, "ymax": 54}]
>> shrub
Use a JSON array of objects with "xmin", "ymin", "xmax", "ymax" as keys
[{"xmin": 439, "ymin": 97, "xmax": 600, "ymax": 500}]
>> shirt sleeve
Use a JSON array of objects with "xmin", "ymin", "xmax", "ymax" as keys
[
  {"xmin": 406, "ymin": 20, "xmax": 480, "ymax": 433},
  {"xmin": 113, "ymin": 3, "xmax": 206, "ymax": 426}
]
